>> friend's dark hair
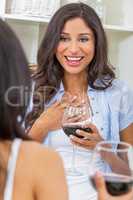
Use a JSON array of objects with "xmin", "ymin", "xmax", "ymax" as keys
[
  {"xmin": 26, "ymin": 3, "xmax": 115, "ymax": 128},
  {"xmin": 0, "ymin": 18, "xmax": 31, "ymax": 140}
]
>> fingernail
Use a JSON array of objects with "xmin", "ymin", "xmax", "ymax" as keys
[
  {"xmin": 96, "ymin": 171, "xmax": 103, "ymax": 177},
  {"xmin": 76, "ymin": 129, "xmax": 80, "ymax": 133},
  {"xmin": 70, "ymin": 135, "xmax": 74, "ymax": 139},
  {"xmin": 71, "ymin": 96, "xmax": 77, "ymax": 101}
]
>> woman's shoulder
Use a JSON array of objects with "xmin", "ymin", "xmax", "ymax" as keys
[
  {"xmin": 105, "ymin": 79, "xmax": 132, "ymax": 94},
  {"xmin": 20, "ymin": 140, "xmax": 62, "ymax": 166},
  {"xmin": 103, "ymin": 79, "xmax": 133, "ymax": 109},
  {"xmin": 13, "ymin": 141, "xmax": 66, "ymax": 200}
]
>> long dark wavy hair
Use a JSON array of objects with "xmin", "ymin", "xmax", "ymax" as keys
[
  {"xmin": 0, "ymin": 19, "xmax": 31, "ymax": 140},
  {"xmin": 26, "ymin": 2, "xmax": 115, "ymax": 128},
  {"xmin": 0, "ymin": 18, "xmax": 31, "ymax": 193}
]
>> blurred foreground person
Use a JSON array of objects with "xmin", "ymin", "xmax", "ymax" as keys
[{"xmin": 0, "ymin": 18, "xmax": 68, "ymax": 200}]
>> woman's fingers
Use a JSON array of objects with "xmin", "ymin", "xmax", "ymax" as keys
[
  {"xmin": 69, "ymin": 127, "xmax": 103, "ymax": 149},
  {"xmin": 67, "ymin": 115, "xmax": 83, "ymax": 123},
  {"xmin": 50, "ymin": 100, "xmax": 67, "ymax": 110},
  {"xmin": 60, "ymin": 102, "xmax": 68, "ymax": 109},
  {"xmin": 94, "ymin": 172, "xmax": 108, "ymax": 200},
  {"xmin": 70, "ymin": 135, "xmax": 97, "ymax": 149},
  {"xmin": 83, "ymin": 123, "xmax": 99, "ymax": 134},
  {"xmin": 76, "ymin": 129, "xmax": 93, "ymax": 139},
  {"xmin": 76, "ymin": 129, "xmax": 102, "ymax": 141},
  {"xmin": 61, "ymin": 93, "xmax": 77, "ymax": 104}
]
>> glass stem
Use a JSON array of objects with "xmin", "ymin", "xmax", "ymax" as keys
[{"xmin": 71, "ymin": 144, "xmax": 76, "ymax": 171}]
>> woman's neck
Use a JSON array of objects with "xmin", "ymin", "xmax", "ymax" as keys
[{"xmin": 63, "ymin": 73, "xmax": 88, "ymax": 95}]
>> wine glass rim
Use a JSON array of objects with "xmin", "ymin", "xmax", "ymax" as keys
[
  {"xmin": 96, "ymin": 141, "xmax": 132, "ymax": 152},
  {"xmin": 62, "ymin": 119, "xmax": 91, "ymax": 127}
]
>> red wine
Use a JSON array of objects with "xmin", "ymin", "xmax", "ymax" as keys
[
  {"xmin": 90, "ymin": 174, "xmax": 133, "ymax": 196},
  {"xmin": 63, "ymin": 125, "xmax": 93, "ymax": 139}
]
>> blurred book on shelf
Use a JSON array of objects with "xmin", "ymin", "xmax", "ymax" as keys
[{"xmin": 6, "ymin": 0, "xmax": 60, "ymax": 17}]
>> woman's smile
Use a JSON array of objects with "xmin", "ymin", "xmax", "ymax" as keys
[{"xmin": 65, "ymin": 56, "xmax": 84, "ymax": 67}]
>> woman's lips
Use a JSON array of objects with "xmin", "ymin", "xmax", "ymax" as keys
[{"xmin": 65, "ymin": 56, "xmax": 84, "ymax": 66}]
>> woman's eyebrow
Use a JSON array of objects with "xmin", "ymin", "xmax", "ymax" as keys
[
  {"xmin": 61, "ymin": 32, "xmax": 69, "ymax": 35},
  {"xmin": 79, "ymin": 33, "xmax": 93, "ymax": 36},
  {"xmin": 61, "ymin": 32, "xmax": 93, "ymax": 36}
]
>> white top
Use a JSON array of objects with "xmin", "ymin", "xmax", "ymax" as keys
[
  {"xmin": 42, "ymin": 79, "xmax": 133, "ymax": 200},
  {"xmin": 4, "ymin": 139, "xmax": 22, "ymax": 200}
]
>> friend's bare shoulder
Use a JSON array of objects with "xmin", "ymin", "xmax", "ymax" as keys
[{"xmin": 20, "ymin": 140, "xmax": 63, "ymax": 167}]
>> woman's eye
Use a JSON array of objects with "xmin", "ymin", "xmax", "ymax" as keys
[
  {"xmin": 79, "ymin": 37, "xmax": 89, "ymax": 42},
  {"xmin": 60, "ymin": 36, "xmax": 70, "ymax": 42}
]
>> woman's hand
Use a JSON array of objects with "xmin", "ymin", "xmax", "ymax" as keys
[
  {"xmin": 28, "ymin": 100, "xmax": 67, "ymax": 142},
  {"xmin": 39, "ymin": 101, "xmax": 67, "ymax": 131},
  {"xmin": 33, "ymin": 99, "xmax": 69, "ymax": 134},
  {"xmin": 29, "ymin": 93, "xmax": 77, "ymax": 142},
  {"xmin": 39, "ymin": 94, "xmax": 77, "ymax": 131},
  {"xmin": 70, "ymin": 123, "xmax": 103, "ymax": 150},
  {"xmin": 95, "ymin": 172, "xmax": 133, "ymax": 200}
]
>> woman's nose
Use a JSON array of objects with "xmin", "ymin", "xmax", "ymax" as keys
[{"xmin": 69, "ymin": 41, "xmax": 79, "ymax": 54}]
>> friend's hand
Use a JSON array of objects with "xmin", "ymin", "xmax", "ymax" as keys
[
  {"xmin": 95, "ymin": 172, "xmax": 133, "ymax": 200},
  {"xmin": 70, "ymin": 123, "xmax": 103, "ymax": 149}
]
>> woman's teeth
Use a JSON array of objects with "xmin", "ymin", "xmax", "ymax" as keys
[{"xmin": 65, "ymin": 56, "xmax": 83, "ymax": 61}]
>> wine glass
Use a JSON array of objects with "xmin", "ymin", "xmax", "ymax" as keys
[
  {"xmin": 89, "ymin": 141, "xmax": 133, "ymax": 196},
  {"xmin": 62, "ymin": 93, "xmax": 93, "ymax": 176}
]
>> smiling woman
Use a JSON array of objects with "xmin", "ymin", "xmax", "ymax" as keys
[
  {"xmin": 26, "ymin": 2, "xmax": 133, "ymax": 200},
  {"xmin": 56, "ymin": 17, "xmax": 95, "ymax": 75}
]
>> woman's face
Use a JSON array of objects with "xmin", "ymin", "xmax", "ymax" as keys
[{"xmin": 56, "ymin": 17, "xmax": 95, "ymax": 76}]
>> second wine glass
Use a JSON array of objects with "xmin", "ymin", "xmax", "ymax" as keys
[{"xmin": 89, "ymin": 141, "xmax": 133, "ymax": 196}]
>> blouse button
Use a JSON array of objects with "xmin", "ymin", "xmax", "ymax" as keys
[
  {"xmin": 101, "ymin": 127, "xmax": 104, "ymax": 131},
  {"xmin": 95, "ymin": 111, "xmax": 99, "ymax": 114}
]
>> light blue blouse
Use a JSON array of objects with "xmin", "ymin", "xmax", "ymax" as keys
[{"xmin": 44, "ymin": 79, "xmax": 133, "ymax": 142}]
